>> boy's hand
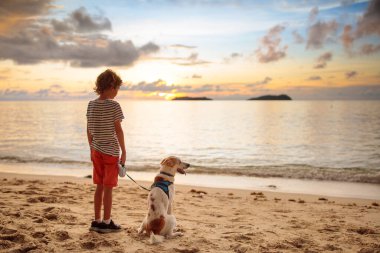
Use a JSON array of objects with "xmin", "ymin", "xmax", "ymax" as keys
[{"xmin": 120, "ymin": 152, "xmax": 126, "ymax": 166}]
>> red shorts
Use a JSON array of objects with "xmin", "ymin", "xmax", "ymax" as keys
[{"xmin": 91, "ymin": 149, "xmax": 119, "ymax": 187}]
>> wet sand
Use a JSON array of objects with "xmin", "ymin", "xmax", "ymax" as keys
[{"xmin": 0, "ymin": 172, "xmax": 379, "ymax": 253}]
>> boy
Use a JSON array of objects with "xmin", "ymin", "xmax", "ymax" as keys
[{"xmin": 86, "ymin": 69, "xmax": 126, "ymax": 233}]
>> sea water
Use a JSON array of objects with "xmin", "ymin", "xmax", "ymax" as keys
[{"xmin": 0, "ymin": 100, "xmax": 379, "ymax": 184}]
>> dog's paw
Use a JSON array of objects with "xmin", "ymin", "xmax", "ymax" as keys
[{"xmin": 171, "ymin": 232, "xmax": 184, "ymax": 237}]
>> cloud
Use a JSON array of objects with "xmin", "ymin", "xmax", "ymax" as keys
[
  {"xmin": 173, "ymin": 53, "xmax": 211, "ymax": 66},
  {"xmin": 224, "ymin": 52, "xmax": 243, "ymax": 63},
  {"xmin": 307, "ymin": 76, "xmax": 322, "ymax": 81},
  {"xmin": 139, "ymin": 42, "xmax": 160, "ymax": 54},
  {"xmin": 340, "ymin": 0, "xmax": 380, "ymax": 54},
  {"xmin": 284, "ymin": 84, "xmax": 380, "ymax": 100},
  {"xmin": 178, "ymin": 84, "xmax": 237, "ymax": 93},
  {"xmin": 0, "ymin": 0, "xmax": 54, "ymax": 34},
  {"xmin": 0, "ymin": 84, "xmax": 77, "ymax": 100},
  {"xmin": 341, "ymin": 25, "xmax": 354, "ymax": 51},
  {"xmin": 121, "ymin": 80, "xmax": 178, "ymax": 92},
  {"xmin": 255, "ymin": 25, "xmax": 288, "ymax": 63},
  {"xmin": 356, "ymin": 0, "xmax": 380, "ymax": 38},
  {"xmin": 247, "ymin": 77, "xmax": 272, "ymax": 87},
  {"xmin": 170, "ymin": 44, "xmax": 197, "ymax": 49},
  {"xmin": 314, "ymin": 52, "xmax": 333, "ymax": 69},
  {"xmin": 292, "ymin": 30, "xmax": 304, "ymax": 44},
  {"xmin": 306, "ymin": 20, "xmax": 338, "ymax": 49},
  {"xmin": 192, "ymin": 74, "xmax": 202, "ymax": 79},
  {"xmin": 360, "ymin": 43, "xmax": 380, "ymax": 55},
  {"xmin": 0, "ymin": 5, "xmax": 159, "ymax": 67},
  {"xmin": 230, "ymin": 53, "xmax": 242, "ymax": 58},
  {"xmin": 341, "ymin": 0, "xmax": 357, "ymax": 6},
  {"xmin": 120, "ymin": 80, "xmax": 237, "ymax": 94},
  {"xmin": 346, "ymin": 71, "xmax": 358, "ymax": 79},
  {"xmin": 51, "ymin": 7, "xmax": 112, "ymax": 34},
  {"xmin": 309, "ymin": 6, "xmax": 319, "ymax": 23}
]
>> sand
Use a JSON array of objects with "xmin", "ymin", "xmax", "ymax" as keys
[{"xmin": 0, "ymin": 172, "xmax": 379, "ymax": 253}]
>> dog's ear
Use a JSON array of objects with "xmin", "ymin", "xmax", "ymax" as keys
[{"xmin": 161, "ymin": 157, "xmax": 176, "ymax": 167}]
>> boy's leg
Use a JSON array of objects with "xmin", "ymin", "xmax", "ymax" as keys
[
  {"xmin": 103, "ymin": 186, "xmax": 113, "ymax": 221},
  {"xmin": 94, "ymin": 184, "xmax": 104, "ymax": 221},
  {"xmin": 91, "ymin": 149, "xmax": 105, "ymax": 222}
]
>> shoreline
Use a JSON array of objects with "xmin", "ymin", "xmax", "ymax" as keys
[
  {"xmin": 1, "ymin": 163, "xmax": 380, "ymax": 200},
  {"xmin": 0, "ymin": 171, "xmax": 379, "ymax": 252}
]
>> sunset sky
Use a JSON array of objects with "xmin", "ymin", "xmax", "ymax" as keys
[{"xmin": 0, "ymin": 0, "xmax": 379, "ymax": 100}]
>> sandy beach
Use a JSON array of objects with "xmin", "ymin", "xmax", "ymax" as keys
[{"xmin": 0, "ymin": 172, "xmax": 379, "ymax": 253}]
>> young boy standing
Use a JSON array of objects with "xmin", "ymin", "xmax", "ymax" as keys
[{"xmin": 86, "ymin": 69, "xmax": 126, "ymax": 233}]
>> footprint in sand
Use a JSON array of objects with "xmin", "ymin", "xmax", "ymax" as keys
[
  {"xmin": 0, "ymin": 232, "xmax": 25, "ymax": 243},
  {"xmin": 174, "ymin": 247, "xmax": 200, "ymax": 253},
  {"xmin": 27, "ymin": 196, "xmax": 57, "ymax": 203},
  {"xmin": 81, "ymin": 241, "xmax": 97, "ymax": 250},
  {"xmin": 32, "ymin": 231, "xmax": 45, "ymax": 239},
  {"xmin": 55, "ymin": 231, "xmax": 70, "ymax": 241}
]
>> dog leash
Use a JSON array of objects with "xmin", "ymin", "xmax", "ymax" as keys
[{"xmin": 124, "ymin": 171, "xmax": 151, "ymax": 192}]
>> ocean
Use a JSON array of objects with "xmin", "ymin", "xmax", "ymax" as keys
[{"xmin": 0, "ymin": 100, "xmax": 379, "ymax": 184}]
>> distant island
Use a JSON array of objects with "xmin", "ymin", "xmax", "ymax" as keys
[
  {"xmin": 172, "ymin": 96, "xmax": 213, "ymax": 101},
  {"xmin": 248, "ymin": 94, "xmax": 292, "ymax": 100}
]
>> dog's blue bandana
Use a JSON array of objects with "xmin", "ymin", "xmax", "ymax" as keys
[{"xmin": 151, "ymin": 180, "xmax": 173, "ymax": 199}]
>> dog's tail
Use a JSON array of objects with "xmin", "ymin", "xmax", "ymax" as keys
[{"xmin": 149, "ymin": 232, "xmax": 165, "ymax": 244}]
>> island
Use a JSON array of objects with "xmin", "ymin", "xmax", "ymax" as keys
[
  {"xmin": 248, "ymin": 94, "xmax": 292, "ymax": 100},
  {"xmin": 172, "ymin": 96, "xmax": 213, "ymax": 101}
]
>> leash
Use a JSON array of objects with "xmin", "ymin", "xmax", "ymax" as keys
[{"xmin": 124, "ymin": 171, "xmax": 151, "ymax": 192}]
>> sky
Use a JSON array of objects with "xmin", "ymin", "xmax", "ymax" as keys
[{"xmin": 0, "ymin": 0, "xmax": 380, "ymax": 100}]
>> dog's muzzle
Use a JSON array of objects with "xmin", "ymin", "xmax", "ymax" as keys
[{"xmin": 177, "ymin": 163, "xmax": 190, "ymax": 175}]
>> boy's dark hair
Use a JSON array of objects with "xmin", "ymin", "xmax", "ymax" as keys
[{"xmin": 94, "ymin": 69, "xmax": 122, "ymax": 95}]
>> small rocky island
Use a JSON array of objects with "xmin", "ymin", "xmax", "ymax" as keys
[
  {"xmin": 172, "ymin": 96, "xmax": 213, "ymax": 100},
  {"xmin": 248, "ymin": 94, "xmax": 292, "ymax": 100}
]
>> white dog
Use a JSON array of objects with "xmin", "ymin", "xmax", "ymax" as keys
[{"xmin": 138, "ymin": 156, "xmax": 190, "ymax": 244}]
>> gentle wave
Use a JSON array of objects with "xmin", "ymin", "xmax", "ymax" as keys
[
  {"xmin": 0, "ymin": 156, "xmax": 90, "ymax": 166},
  {"xmin": 1, "ymin": 155, "xmax": 379, "ymax": 184}
]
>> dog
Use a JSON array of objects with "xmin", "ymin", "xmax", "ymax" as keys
[{"xmin": 137, "ymin": 156, "xmax": 190, "ymax": 244}]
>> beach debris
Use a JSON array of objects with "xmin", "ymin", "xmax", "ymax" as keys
[
  {"xmin": 372, "ymin": 202, "xmax": 379, "ymax": 207},
  {"xmin": 84, "ymin": 175, "xmax": 92, "ymax": 179},
  {"xmin": 251, "ymin": 192, "xmax": 266, "ymax": 201},
  {"xmin": 274, "ymin": 198, "xmax": 281, "ymax": 201},
  {"xmin": 288, "ymin": 199, "xmax": 296, "ymax": 202},
  {"xmin": 228, "ymin": 193, "xmax": 234, "ymax": 196},
  {"xmin": 318, "ymin": 197, "xmax": 328, "ymax": 201},
  {"xmin": 267, "ymin": 185, "xmax": 277, "ymax": 189},
  {"xmin": 189, "ymin": 189, "xmax": 207, "ymax": 195},
  {"xmin": 298, "ymin": 199, "xmax": 305, "ymax": 204}
]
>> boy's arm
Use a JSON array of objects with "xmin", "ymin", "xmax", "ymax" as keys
[
  {"xmin": 115, "ymin": 120, "xmax": 126, "ymax": 165},
  {"xmin": 87, "ymin": 124, "xmax": 93, "ymax": 148},
  {"xmin": 87, "ymin": 124, "xmax": 93, "ymax": 161}
]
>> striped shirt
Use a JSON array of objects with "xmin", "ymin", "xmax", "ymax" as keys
[{"xmin": 86, "ymin": 99, "xmax": 124, "ymax": 157}]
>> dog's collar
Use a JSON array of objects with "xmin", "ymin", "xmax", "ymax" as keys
[{"xmin": 159, "ymin": 171, "xmax": 174, "ymax": 177}]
